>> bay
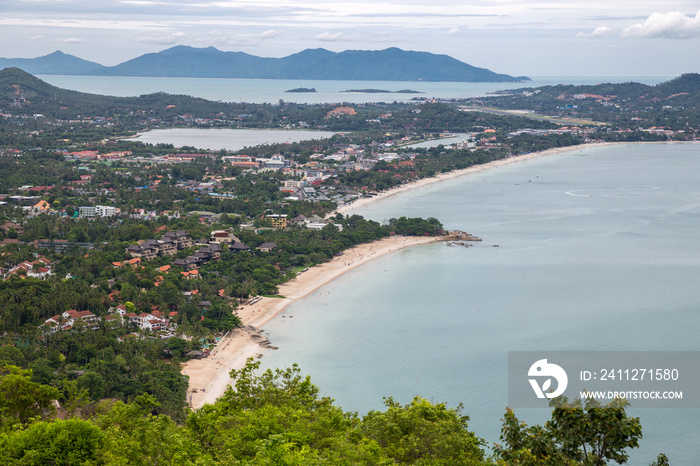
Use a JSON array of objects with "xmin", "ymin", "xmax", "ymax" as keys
[
  {"xmin": 130, "ymin": 128, "xmax": 337, "ymax": 151},
  {"xmin": 261, "ymin": 142, "xmax": 700, "ymax": 464},
  {"xmin": 38, "ymin": 75, "xmax": 671, "ymax": 104},
  {"xmin": 42, "ymin": 71, "xmax": 696, "ymax": 461}
]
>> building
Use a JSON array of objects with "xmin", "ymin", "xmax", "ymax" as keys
[
  {"xmin": 96, "ymin": 205, "xmax": 117, "ymax": 217},
  {"xmin": 79, "ymin": 205, "xmax": 118, "ymax": 218},
  {"xmin": 210, "ymin": 229, "xmax": 239, "ymax": 244},
  {"xmin": 266, "ymin": 214, "xmax": 288, "ymax": 229},
  {"xmin": 41, "ymin": 309, "xmax": 100, "ymax": 334},
  {"xmin": 257, "ymin": 154, "xmax": 290, "ymax": 171},
  {"xmin": 33, "ymin": 239, "xmax": 93, "ymax": 253},
  {"xmin": 257, "ymin": 242, "xmax": 277, "ymax": 252},
  {"xmin": 79, "ymin": 206, "xmax": 97, "ymax": 218},
  {"xmin": 223, "ymin": 155, "xmax": 260, "ymax": 169},
  {"xmin": 283, "ymin": 180, "xmax": 303, "ymax": 189},
  {"xmin": 127, "ymin": 231, "xmax": 193, "ymax": 260}
]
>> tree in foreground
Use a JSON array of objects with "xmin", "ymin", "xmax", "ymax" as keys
[
  {"xmin": 361, "ymin": 396, "xmax": 487, "ymax": 465},
  {"xmin": 0, "ymin": 361, "xmax": 663, "ymax": 465},
  {"xmin": 494, "ymin": 396, "xmax": 642, "ymax": 465},
  {"xmin": 0, "ymin": 365, "xmax": 58, "ymax": 429},
  {"xmin": 186, "ymin": 359, "xmax": 489, "ymax": 465}
]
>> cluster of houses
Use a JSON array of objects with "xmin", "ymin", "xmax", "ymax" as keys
[
  {"xmin": 172, "ymin": 243, "xmax": 222, "ymax": 272},
  {"xmin": 41, "ymin": 304, "xmax": 178, "ymax": 336},
  {"xmin": 1, "ymin": 256, "xmax": 53, "ymax": 280},
  {"xmin": 126, "ymin": 230, "xmax": 194, "ymax": 261},
  {"xmin": 125, "ymin": 230, "xmax": 223, "ymax": 274},
  {"xmin": 42, "ymin": 309, "xmax": 100, "ymax": 334},
  {"xmin": 125, "ymin": 229, "xmax": 266, "ymax": 275}
]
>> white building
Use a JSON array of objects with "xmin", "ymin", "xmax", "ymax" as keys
[
  {"xmin": 96, "ymin": 205, "xmax": 118, "ymax": 217},
  {"xmin": 79, "ymin": 205, "xmax": 118, "ymax": 218}
]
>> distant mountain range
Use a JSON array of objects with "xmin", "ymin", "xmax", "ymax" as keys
[{"xmin": 0, "ymin": 46, "xmax": 530, "ymax": 83}]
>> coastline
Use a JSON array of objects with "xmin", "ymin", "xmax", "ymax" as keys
[
  {"xmin": 182, "ymin": 234, "xmax": 438, "ymax": 409},
  {"xmin": 182, "ymin": 140, "xmax": 679, "ymax": 409},
  {"xmin": 334, "ymin": 142, "xmax": 617, "ymax": 216}
]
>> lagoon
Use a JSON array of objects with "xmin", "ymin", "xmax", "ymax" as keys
[
  {"xmin": 261, "ymin": 142, "xmax": 700, "ymax": 464},
  {"xmin": 131, "ymin": 128, "xmax": 337, "ymax": 151}
]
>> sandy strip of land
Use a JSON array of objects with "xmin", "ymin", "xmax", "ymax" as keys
[
  {"xmin": 334, "ymin": 142, "xmax": 617, "ymax": 216},
  {"xmin": 182, "ymin": 234, "xmax": 439, "ymax": 409}
]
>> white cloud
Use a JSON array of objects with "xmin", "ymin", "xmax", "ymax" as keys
[
  {"xmin": 59, "ymin": 37, "xmax": 89, "ymax": 44},
  {"xmin": 137, "ymin": 32, "xmax": 187, "ymax": 44},
  {"xmin": 577, "ymin": 26, "xmax": 616, "ymax": 39},
  {"xmin": 622, "ymin": 9, "xmax": 700, "ymax": 39},
  {"xmin": 446, "ymin": 27, "xmax": 459, "ymax": 35},
  {"xmin": 316, "ymin": 32, "xmax": 343, "ymax": 42},
  {"xmin": 258, "ymin": 29, "xmax": 281, "ymax": 39}
]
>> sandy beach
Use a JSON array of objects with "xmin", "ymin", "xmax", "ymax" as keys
[
  {"xmin": 182, "ymin": 141, "xmax": 616, "ymax": 408},
  {"xmin": 334, "ymin": 142, "xmax": 617, "ymax": 216},
  {"xmin": 183, "ymin": 234, "xmax": 438, "ymax": 408}
]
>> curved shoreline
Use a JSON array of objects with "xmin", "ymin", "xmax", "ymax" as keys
[
  {"xmin": 181, "ymin": 140, "xmax": 690, "ymax": 409},
  {"xmin": 335, "ymin": 140, "xmax": 699, "ymax": 215},
  {"xmin": 334, "ymin": 142, "xmax": 616, "ymax": 216},
  {"xmin": 183, "ymin": 234, "xmax": 439, "ymax": 408}
]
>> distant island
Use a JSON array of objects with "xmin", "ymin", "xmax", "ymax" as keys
[
  {"xmin": 0, "ymin": 46, "xmax": 530, "ymax": 83},
  {"xmin": 285, "ymin": 87, "xmax": 317, "ymax": 93},
  {"xmin": 342, "ymin": 89, "xmax": 422, "ymax": 94}
]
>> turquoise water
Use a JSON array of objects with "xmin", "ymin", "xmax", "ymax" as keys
[{"xmin": 262, "ymin": 143, "xmax": 700, "ymax": 464}]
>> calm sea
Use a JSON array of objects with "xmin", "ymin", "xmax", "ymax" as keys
[
  {"xmin": 261, "ymin": 142, "xmax": 700, "ymax": 464},
  {"xmin": 39, "ymin": 75, "xmax": 671, "ymax": 104}
]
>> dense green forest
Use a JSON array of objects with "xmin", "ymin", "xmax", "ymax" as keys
[{"xmin": 0, "ymin": 360, "xmax": 664, "ymax": 465}]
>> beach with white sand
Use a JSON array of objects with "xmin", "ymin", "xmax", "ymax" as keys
[{"xmin": 182, "ymin": 141, "xmax": 619, "ymax": 408}]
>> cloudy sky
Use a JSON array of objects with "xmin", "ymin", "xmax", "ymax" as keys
[{"xmin": 2, "ymin": 0, "xmax": 700, "ymax": 76}]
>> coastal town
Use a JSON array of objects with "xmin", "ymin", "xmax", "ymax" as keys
[
  {"xmin": 0, "ymin": 66, "xmax": 694, "ymax": 464},
  {"xmin": 2, "ymin": 67, "xmax": 699, "ymax": 373}
]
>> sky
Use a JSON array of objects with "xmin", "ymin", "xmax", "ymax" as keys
[{"xmin": 2, "ymin": 0, "xmax": 700, "ymax": 77}]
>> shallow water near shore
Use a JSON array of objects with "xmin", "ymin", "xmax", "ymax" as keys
[{"xmin": 262, "ymin": 142, "xmax": 700, "ymax": 464}]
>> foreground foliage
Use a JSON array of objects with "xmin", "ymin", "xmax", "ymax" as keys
[
  {"xmin": 0, "ymin": 362, "xmax": 488, "ymax": 465},
  {"xmin": 0, "ymin": 361, "xmax": 661, "ymax": 465},
  {"xmin": 494, "ymin": 396, "xmax": 642, "ymax": 466},
  {"xmin": 188, "ymin": 360, "xmax": 488, "ymax": 465}
]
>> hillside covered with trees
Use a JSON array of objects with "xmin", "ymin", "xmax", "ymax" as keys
[{"xmin": 0, "ymin": 360, "xmax": 662, "ymax": 465}]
